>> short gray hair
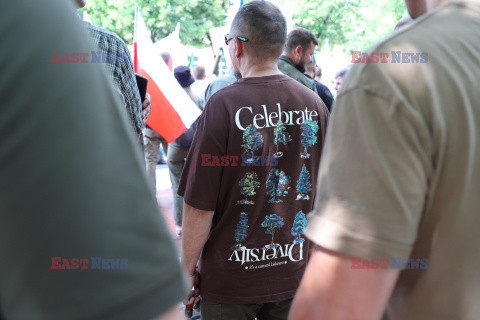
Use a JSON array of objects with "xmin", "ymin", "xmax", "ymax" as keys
[{"xmin": 230, "ymin": 0, "xmax": 287, "ymax": 60}]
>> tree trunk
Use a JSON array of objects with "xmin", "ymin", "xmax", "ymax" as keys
[{"xmin": 271, "ymin": 230, "xmax": 275, "ymax": 246}]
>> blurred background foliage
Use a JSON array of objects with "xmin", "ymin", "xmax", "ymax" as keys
[{"xmin": 80, "ymin": 0, "xmax": 407, "ymax": 52}]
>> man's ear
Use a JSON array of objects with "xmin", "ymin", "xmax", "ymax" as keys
[
  {"xmin": 294, "ymin": 45, "xmax": 303, "ymax": 62},
  {"xmin": 234, "ymin": 37, "xmax": 244, "ymax": 58}
]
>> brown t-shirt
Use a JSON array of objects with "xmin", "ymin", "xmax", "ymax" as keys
[{"xmin": 178, "ymin": 74, "xmax": 329, "ymax": 304}]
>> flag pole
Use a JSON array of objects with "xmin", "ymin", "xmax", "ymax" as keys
[{"xmin": 133, "ymin": 5, "xmax": 139, "ymax": 72}]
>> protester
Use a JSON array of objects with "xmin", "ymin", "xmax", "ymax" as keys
[
  {"xmin": 334, "ymin": 66, "xmax": 349, "ymax": 93},
  {"xmin": 170, "ymin": 66, "xmax": 202, "ymax": 238},
  {"xmin": 0, "ymin": 0, "xmax": 187, "ymax": 319},
  {"xmin": 178, "ymin": 1, "xmax": 329, "ymax": 318},
  {"xmin": 191, "ymin": 65, "xmax": 210, "ymax": 99},
  {"xmin": 74, "ymin": 1, "xmax": 148, "ymax": 142},
  {"xmin": 278, "ymin": 27, "xmax": 318, "ymax": 93},
  {"xmin": 143, "ymin": 52, "xmax": 172, "ymax": 192},
  {"xmin": 203, "ymin": 68, "xmax": 241, "ymax": 106},
  {"xmin": 304, "ymin": 61, "xmax": 333, "ymax": 112},
  {"xmin": 314, "ymin": 65, "xmax": 323, "ymax": 83},
  {"xmin": 289, "ymin": 0, "xmax": 480, "ymax": 319}
]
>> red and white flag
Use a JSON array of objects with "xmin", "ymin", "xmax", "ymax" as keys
[{"xmin": 134, "ymin": 6, "xmax": 201, "ymax": 142}]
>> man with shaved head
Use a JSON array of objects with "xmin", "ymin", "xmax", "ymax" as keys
[
  {"xmin": 178, "ymin": 1, "xmax": 329, "ymax": 319},
  {"xmin": 290, "ymin": 0, "xmax": 480, "ymax": 319}
]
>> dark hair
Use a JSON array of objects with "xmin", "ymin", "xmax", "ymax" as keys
[
  {"xmin": 193, "ymin": 66, "xmax": 205, "ymax": 80},
  {"xmin": 230, "ymin": 0, "xmax": 286, "ymax": 60},
  {"xmin": 285, "ymin": 27, "xmax": 318, "ymax": 53}
]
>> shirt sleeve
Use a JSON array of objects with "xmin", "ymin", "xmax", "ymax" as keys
[
  {"xmin": 115, "ymin": 38, "xmax": 143, "ymax": 134},
  {"xmin": 177, "ymin": 96, "xmax": 230, "ymax": 211},
  {"xmin": 305, "ymin": 85, "xmax": 433, "ymax": 260},
  {"xmin": 0, "ymin": 1, "xmax": 188, "ymax": 319}
]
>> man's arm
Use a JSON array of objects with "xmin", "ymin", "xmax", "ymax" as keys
[
  {"xmin": 181, "ymin": 202, "xmax": 214, "ymax": 302},
  {"xmin": 289, "ymin": 248, "xmax": 400, "ymax": 320}
]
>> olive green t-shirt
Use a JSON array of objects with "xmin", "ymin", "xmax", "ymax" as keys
[
  {"xmin": 0, "ymin": 1, "xmax": 187, "ymax": 319},
  {"xmin": 306, "ymin": 2, "xmax": 480, "ymax": 319}
]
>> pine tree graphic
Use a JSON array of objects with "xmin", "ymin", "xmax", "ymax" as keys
[
  {"xmin": 237, "ymin": 172, "xmax": 260, "ymax": 205},
  {"xmin": 296, "ymin": 165, "xmax": 312, "ymax": 200},
  {"xmin": 300, "ymin": 119, "xmax": 319, "ymax": 158},
  {"xmin": 291, "ymin": 211, "xmax": 307, "ymax": 244},
  {"xmin": 261, "ymin": 213, "xmax": 284, "ymax": 249},
  {"xmin": 242, "ymin": 124, "xmax": 264, "ymax": 163},
  {"xmin": 273, "ymin": 120, "xmax": 291, "ymax": 158},
  {"xmin": 266, "ymin": 169, "xmax": 291, "ymax": 203},
  {"xmin": 233, "ymin": 212, "xmax": 249, "ymax": 251}
]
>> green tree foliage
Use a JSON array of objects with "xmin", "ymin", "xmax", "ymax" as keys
[
  {"xmin": 300, "ymin": 119, "xmax": 319, "ymax": 158},
  {"xmin": 242, "ymin": 124, "xmax": 264, "ymax": 162},
  {"xmin": 292, "ymin": 0, "xmax": 407, "ymax": 52},
  {"xmin": 266, "ymin": 169, "xmax": 291, "ymax": 203},
  {"xmin": 291, "ymin": 210, "xmax": 307, "ymax": 244},
  {"xmin": 234, "ymin": 212, "xmax": 249, "ymax": 244},
  {"xmin": 261, "ymin": 214, "xmax": 285, "ymax": 246},
  {"xmin": 273, "ymin": 120, "xmax": 292, "ymax": 157},
  {"xmin": 296, "ymin": 165, "xmax": 311, "ymax": 199},
  {"xmin": 82, "ymin": 0, "xmax": 231, "ymax": 46},
  {"xmin": 238, "ymin": 171, "xmax": 260, "ymax": 204}
]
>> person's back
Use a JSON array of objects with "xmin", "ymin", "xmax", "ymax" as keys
[
  {"xmin": 203, "ymin": 69, "xmax": 241, "ymax": 106},
  {"xmin": 371, "ymin": 3, "xmax": 480, "ymax": 317},
  {"xmin": 82, "ymin": 21, "xmax": 143, "ymax": 138},
  {"xmin": 292, "ymin": 1, "xmax": 480, "ymax": 319},
  {"xmin": 304, "ymin": 61, "xmax": 333, "ymax": 111},
  {"xmin": 0, "ymin": 1, "xmax": 187, "ymax": 319},
  {"xmin": 178, "ymin": 1, "xmax": 328, "ymax": 318},
  {"xmin": 181, "ymin": 72, "xmax": 328, "ymax": 307}
]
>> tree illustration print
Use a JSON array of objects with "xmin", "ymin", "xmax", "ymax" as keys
[
  {"xmin": 266, "ymin": 169, "xmax": 291, "ymax": 203},
  {"xmin": 233, "ymin": 212, "xmax": 249, "ymax": 250},
  {"xmin": 300, "ymin": 119, "xmax": 319, "ymax": 158},
  {"xmin": 237, "ymin": 172, "xmax": 260, "ymax": 205},
  {"xmin": 296, "ymin": 165, "xmax": 312, "ymax": 200},
  {"xmin": 242, "ymin": 124, "xmax": 264, "ymax": 163},
  {"xmin": 291, "ymin": 211, "xmax": 307, "ymax": 244},
  {"xmin": 261, "ymin": 213, "xmax": 284, "ymax": 249},
  {"xmin": 273, "ymin": 120, "xmax": 291, "ymax": 158}
]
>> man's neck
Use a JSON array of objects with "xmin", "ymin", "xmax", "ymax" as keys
[{"xmin": 240, "ymin": 62, "xmax": 282, "ymax": 78}]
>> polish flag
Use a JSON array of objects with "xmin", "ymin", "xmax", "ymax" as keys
[{"xmin": 134, "ymin": 6, "xmax": 201, "ymax": 142}]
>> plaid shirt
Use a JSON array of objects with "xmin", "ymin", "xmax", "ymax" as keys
[{"xmin": 83, "ymin": 22, "xmax": 143, "ymax": 135}]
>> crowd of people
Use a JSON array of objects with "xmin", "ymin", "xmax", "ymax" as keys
[{"xmin": 2, "ymin": 0, "xmax": 480, "ymax": 319}]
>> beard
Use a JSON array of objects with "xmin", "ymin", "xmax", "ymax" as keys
[{"xmin": 294, "ymin": 63, "xmax": 306, "ymax": 73}]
